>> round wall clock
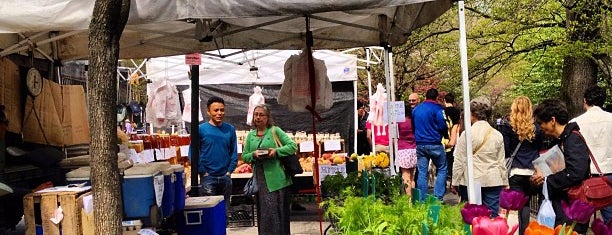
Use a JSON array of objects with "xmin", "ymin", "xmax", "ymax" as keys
[{"xmin": 26, "ymin": 67, "xmax": 43, "ymax": 97}]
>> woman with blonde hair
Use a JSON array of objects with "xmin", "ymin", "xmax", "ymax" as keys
[{"xmin": 499, "ymin": 96, "xmax": 543, "ymax": 235}]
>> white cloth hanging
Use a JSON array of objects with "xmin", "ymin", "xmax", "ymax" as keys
[
  {"xmin": 278, "ymin": 50, "xmax": 333, "ymax": 112},
  {"xmin": 181, "ymin": 88, "xmax": 204, "ymax": 123},
  {"xmin": 146, "ymin": 79, "xmax": 182, "ymax": 127},
  {"xmin": 247, "ymin": 86, "xmax": 265, "ymax": 125},
  {"xmin": 368, "ymin": 83, "xmax": 388, "ymax": 135}
]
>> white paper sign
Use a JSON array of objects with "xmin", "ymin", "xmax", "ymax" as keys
[
  {"xmin": 163, "ymin": 148, "xmax": 176, "ymax": 159},
  {"xmin": 383, "ymin": 101, "xmax": 406, "ymax": 123},
  {"xmin": 83, "ymin": 194, "xmax": 94, "ymax": 214},
  {"xmin": 237, "ymin": 143, "xmax": 243, "ymax": 154},
  {"xmin": 323, "ymin": 140, "xmax": 341, "ymax": 151},
  {"xmin": 128, "ymin": 149, "xmax": 141, "ymax": 163},
  {"xmin": 154, "ymin": 149, "xmax": 163, "ymax": 160},
  {"xmin": 180, "ymin": 146, "xmax": 190, "ymax": 157},
  {"xmin": 318, "ymin": 164, "xmax": 347, "ymax": 184},
  {"xmin": 141, "ymin": 150, "xmax": 155, "ymax": 163},
  {"xmin": 153, "ymin": 175, "xmax": 164, "ymax": 207},
  {"xmin": 300, "ymin": 141, "xmax": 315, "ymax": 152}
]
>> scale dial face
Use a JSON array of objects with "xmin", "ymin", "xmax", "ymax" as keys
[{"xmin": 26, "ymin": 68, "xmax": 43, "ymax": 97}]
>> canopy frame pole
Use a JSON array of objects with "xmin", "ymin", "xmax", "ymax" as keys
[
  {"xmin": 308, "ymin": 15, "xmax": 380, "ymax": 32},
  {"xmin": 366, "ymin": 48, "xmax": 375, "ymax": 152},
  {"xmin": 216, "ymin": 15, "xmax": 301, "ymax": 38},
  {"xmin": 384, "ymin": 45, "xmax": 397, "ymax": 175},
  {"xmin": 0, "ymin": 30, "xmax": 85, "ymax": 57},
  {"xmin": 458, "ymin": 0, "xmax": 476, "ymax": 204},
  {"xmin": 189, "ymin": 64, "xmax": 201, "ymax": 197},
  {"xmin": 0, "ymin": 31, "xmax": 48, "ymax": 57},
  {"xmin": 354, "ymin": 80, "xmax": 358, "ymax": 154},
  {"xmin": 302, "ymin": 15, "xmax": 325, "ymax": 235}
]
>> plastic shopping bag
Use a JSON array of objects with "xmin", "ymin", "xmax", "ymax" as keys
[{"xmin": 537, "ymin": 178, "xmax": 555, "ymax": 228}]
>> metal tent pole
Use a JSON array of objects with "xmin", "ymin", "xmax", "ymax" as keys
[
  {"xmin": 384, "ymin": 46, "xmax": 397, "ymax": 175},
  {"xmin": 366, "ymin": 48, "xmax": 376, "ymax": 150},
  {"xmin": 353, "ymin": 80, "xmax": 358, "ymax": 154},
  {"xmin": 189, "ymin": 64, "xmax": 201, "ymax": 197},
  {"xmin": 458, "ymin": 0, "xmax": 476, "ymax": 204}
]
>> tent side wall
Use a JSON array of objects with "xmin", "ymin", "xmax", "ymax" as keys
[{"xmin": 176, "ymin": 81, "xmax": 356, "ymax": 154}]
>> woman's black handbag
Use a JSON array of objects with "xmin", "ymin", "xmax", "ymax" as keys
[
  {"xmin": 280, "ymin": 154, "xmax": 303, "ymax": 176},
  {"xmin": 243, "ymin": 175, "xmax": 258, "ymax": 197},
  {"xmin": 272, "ymin": 127, "xmax": 303, "ymax": 177}
]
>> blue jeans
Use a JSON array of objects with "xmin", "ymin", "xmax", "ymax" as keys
[
  {"xmin": 602, "ymin": 175, "xmax": 612, "ymax": 223},
  {"xmin": 200, "ymin": 174, "xmax": 232, "ymax": 208},
  {"xmin": 416, "ymin": 144, "xmax": 447, "ymax": 201}
]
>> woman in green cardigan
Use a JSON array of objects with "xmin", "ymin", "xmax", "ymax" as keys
[{"xmin": 242, "ymin": 104, "xmax": 297, "ymax": 235}]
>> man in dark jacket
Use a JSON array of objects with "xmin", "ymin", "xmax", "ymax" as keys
[
  {"xmin": 412, "ymin": 88, "xmax": 448, "ymax": 201},
  {"xmin": 356, "ymin": 101, "xmax": 371, "ymax": 155}
]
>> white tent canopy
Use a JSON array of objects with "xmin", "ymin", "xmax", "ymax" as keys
[
  {"xmin": 1, "ymin": 0, "xmax": 484, "ymax": 205},
  {"xmin": 0, "ymin": 0, "xmax": 451, "ymax": 60},
  {"xmin": 146, "ymin": 49, "xmax": 358, "ymax": 85}
]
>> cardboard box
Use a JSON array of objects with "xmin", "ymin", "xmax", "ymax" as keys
[
  {"xmin": 0, "ymin": 58, "xmax": 22, "ymax": 133},
  {"xmin": 22, "ymin": 79, "xmax": 90, "ymax": 146}
]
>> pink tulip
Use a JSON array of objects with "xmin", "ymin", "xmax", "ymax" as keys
[
  {"xmin": 591, "ymin": 218, "xmax": 612, "ymax": 235},
  {"xmin": 561, "ymin": 200, "xmax": 595, "ymax": 224},
  {"xmin": 461, "ymin": 203, "xmax": 491, "ymax": 225},
  {"xmin": 472, "ymin": 216, "xmax": 519, "ymax": 235},
  {"xmin": 499, "ymin": 188, "xmax": 529, "ymax": 211}
]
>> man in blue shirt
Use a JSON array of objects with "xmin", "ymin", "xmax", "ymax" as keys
[
  {"xmin": 412, "ymin": 88, "xmax": 448, "ymax": 201},
  {"xmin": 195, "ymin": 96, "xmax": 238, "ymax": 205}
]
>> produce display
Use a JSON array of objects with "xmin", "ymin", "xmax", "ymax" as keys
[
  {"xmin": 319, "ymin": 153, "xmax": 346, "ymax": 165},
  {"xmin": 350, "ymin": 152, "xmax": 390, "ymax": 170},
  {"xmin": 233, "ymin": 160, "xmax": 252, "ymax": 173},
  {"xmin": 298, "ymin": 154, "xmax": 315, "ymax": 172}
]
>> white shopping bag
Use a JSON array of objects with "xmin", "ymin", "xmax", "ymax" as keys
[{"xmin": 537, "ymin": 177, "xmax": 556, "ymax": 228}]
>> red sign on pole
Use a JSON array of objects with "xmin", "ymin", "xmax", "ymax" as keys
[{"xmin": 185, "ymin": 53, "xmax": 201, "ymax": 65}]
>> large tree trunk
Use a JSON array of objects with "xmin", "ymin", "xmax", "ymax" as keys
[
  {"xmin": 560, "ymin": 0, "xmax": 602, "ymax": 118},
  {"xmin": 561, "ymin": 56, "xmax": 597, "ymax": 118},
  {"xmin": 88, "ymin": 0, "xmax": 130, "ymax": 234}
]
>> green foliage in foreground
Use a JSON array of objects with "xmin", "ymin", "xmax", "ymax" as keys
[{"xmin": 321, "ymin": 195, "xmax": 466, "ymax": 235}]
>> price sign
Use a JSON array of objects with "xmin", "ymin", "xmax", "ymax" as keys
[
  {"xmin": 383, "ymin": 101, "xmax": 406, "ymax": 122},
  {"xmin": 185, "ymin": 53, "xmax": 201, "ymax": 65},
  {"xmin": 237, "ymin": 143, "xmax": 243, "ymax": 154},
  {"xmin": 180, "ymin": 146, "xmax": 189, "ymax": 157},
  {"xmin": 323, "ymin": 140, "xmax": 341, "ymax": 151},
  {"xmin": 318, "ymin": 164, "xmax": 347, "ymax": 184},
  {"xmin": 141, "ymin": 149, "xmax": 155, "ymax": 163},
  {"xmin": 300, "ymin": 141, "xmax": 315, "ymax": 152}
]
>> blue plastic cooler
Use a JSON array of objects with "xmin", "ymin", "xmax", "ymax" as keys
[
  {"xmin": 122, "ymin": 164, "xmax": 161, "ymax": 218},
  {"xmin": 150, "ymin": 162, "xmax": 175, "ymax": 218},
  {"xmin": 177, "ymin": 196, "xmax": 226, "ymax": 235},
  {"xmin": 170, "ymin": 164, "xmax": 186, "ymax": 211}
]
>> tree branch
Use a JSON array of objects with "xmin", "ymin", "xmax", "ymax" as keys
[{"xmin": 397, "ymin": 28, "xmax": 459, "ymax": 54}]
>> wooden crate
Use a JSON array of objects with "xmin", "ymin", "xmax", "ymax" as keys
[{"xmin": 23, "ymin": 189, "xmax": 91, "ymax": 235}]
